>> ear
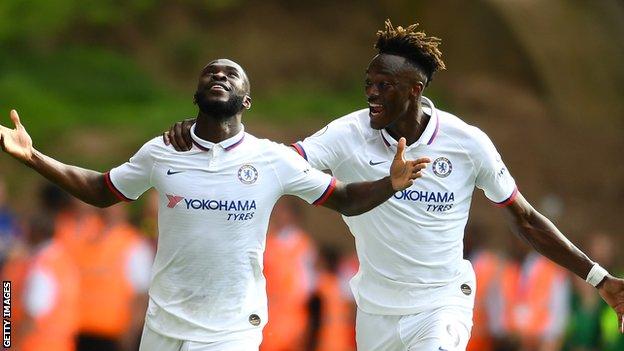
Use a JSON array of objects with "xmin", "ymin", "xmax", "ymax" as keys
[
  {"xmin": 243, "ymin": 95, "xmax": 252, "ymax": 110},
  {"xmin": 410, "ymin": 81, "xmax": 424, "ymax": 97}
]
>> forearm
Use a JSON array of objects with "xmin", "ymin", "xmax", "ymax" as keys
[
  {"xmin": 324, "ymin": 177, "xmax": 395, "ymax": 216},
  {"xmin": 26, "ymin": 149, "xmax": 118, "ymax": 207},
  {"xmin": 505, "ymin": 202, "xmax": 593, "ymax": 279}
]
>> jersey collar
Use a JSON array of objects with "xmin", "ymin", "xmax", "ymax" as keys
[
  {"xmin": 190, "ymin": 123, "xmax": 246, "ymax": 151},
  {"xmin": 380, "ymin": 96, "xmax": 440, "ymax": 149}
]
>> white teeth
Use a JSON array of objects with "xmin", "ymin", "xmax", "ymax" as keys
[{"xmin": 369, "ymin": 103, "xmax": 382, "ymax": 107}]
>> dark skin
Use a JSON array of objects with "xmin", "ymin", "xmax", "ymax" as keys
[
  {"xmin": 0, "ymin": 58, "xmax": 429, "ymax": 217},
  {"xmin": 166, "ymin": 54, "xmax": 624, "ymax": 332}
]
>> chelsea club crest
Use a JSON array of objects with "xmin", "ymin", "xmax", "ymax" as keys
[
  {"xmin": 432, "ymin": 157, "xmax": 452, "ymax": 178},
  {"xmin": 238, "ymin": 164, "xmax": 258, "ymax": 184}
]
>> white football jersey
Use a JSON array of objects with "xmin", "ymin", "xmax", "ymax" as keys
[
  {"xmin": 293, "ymin": 97, "xmax": 517, "ymax": 315},
  {"xmin": 106, "ymin": 125, "xmax": 335, "ymax": 342}
]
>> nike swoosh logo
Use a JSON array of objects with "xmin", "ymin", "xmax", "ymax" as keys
[
  {"xmin": 438, "ymin": 348, "xmax": 449, "ymax": 351},
  {"xmin": 167, "ymin": 170, "xmax": 184, "ymax": 175},
  {"xmin": 369, "ymin": 160, "xmax": 387, "ymax": 166}
]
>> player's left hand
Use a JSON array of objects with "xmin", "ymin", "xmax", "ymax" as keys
[
  {"xmin": 389, "ymin": 137, "xmax": 430, "ymax": 191},
  {"xmin": 163, "ymin": 118, "xmax": 195, "ymax": 152},
  {"xmin": 598, "ymin": 276, "xmax": 624, "ymax": 333}
]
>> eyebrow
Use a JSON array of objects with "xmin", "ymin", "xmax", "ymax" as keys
[
  {"xmin": 203, "ymin": 64, "xmax": 242, "ymax": 75},
  {"xmin": 365, "ymin": 69, "xmax": 396, "ymax": 76}
]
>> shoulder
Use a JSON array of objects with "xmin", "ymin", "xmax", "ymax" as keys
[
  {"xmin": 141, "ymin": 136, "xmax": 176, "ymax": 155},
  {"xmin": 314, "ymin": 109, "xmax": 370, "ymax": 138},
  {"xmin": 334, "ymin": 109, "xmax": 370, "ymax": 134},
  {"xmin": 436, "ymin": 110, "xmax": 493, "ymax": 152},
  {"xmin": 255, "ymin": 138, "xmax": 302, "ymax": 161},
  {"xmin": 133, "ymin": 136, "xmax": 208, "ymax": 161}
]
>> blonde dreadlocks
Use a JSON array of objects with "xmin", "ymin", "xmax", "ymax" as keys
[{"xmin": 375, "ymin": 19, "xmax": 446, "ymax": 85}]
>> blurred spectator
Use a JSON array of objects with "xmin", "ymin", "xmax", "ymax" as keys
[
  {"xmin": 584, "ymin": 232, "xmax": 624, "ymax": 351},
  {"xmin": 599, "ymin": 299, "xmax": 624, "ymax": 351},
  {"xmin": 563, "ymin": 232, "xmax": 615, "ymax": 351},
  {"xmin": 464, "ymin": 221, "xmax": 508, "ymax": 351},
  {"xmin": 262, "ymin": 198, "xmax": 317, "ymax": 351},
  {"xmin": 0, "ymin": 175, "xmax": 20, "ymax": 266},
  {"xmin": 17, "ymin": 214, "xmax": 79, "ymax": 351},
  {"xmin": 500, "ymin": 235, "xmax": 570, "ymax": 351},
  {"xmin": 54, "ymin": 198, "xmax": 105, "ymax": 254},
  {"xmin": 39, "ymin": 183, "xmax": 73, "ymax": 216},
  {"xmin": 1, "ymin": 229, "xmax": 29, "ymax": 348},
  {"xmin": 74, "ymin": 205, "xmax": 153, "ymax": 351},
  {"xmin": 308, "ymin": 246, "xmax": 356, "ymax": 351}
]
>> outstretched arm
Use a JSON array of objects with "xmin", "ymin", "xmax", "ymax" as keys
[
  {"xmin": 322, "ymin": 137, "xmax": 430, "ymax": 216},
  {"xmin": 502, "ymin": 192, "xmax": 624, "ymax": 332},
  {"xmin": 0, "ymin": 110, "xmax": 119, "ymax": 207}
]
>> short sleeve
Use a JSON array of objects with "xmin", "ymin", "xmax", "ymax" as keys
[
  {"xmin": 292, "ymin": 117, "xmax": 354, "ymax": 172},
  {"xmin": 274, "ymin": 144, "xmax": 336, "ymax": 206},
  {"xmin": 473, "ymin": 129, "xmax": 517, "ymax": 206},
  {"xmin": 107, "ymin": 140, "xmax": 156, "ymax": 201}
]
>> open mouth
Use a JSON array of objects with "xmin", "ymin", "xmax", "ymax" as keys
[
  {"xmin": 209, "ymin": 83, "xmax": 230, "ymax": 92},
  {"xmin": 369, "ymin": 103, "xmax": 384, "ymax": 117}
]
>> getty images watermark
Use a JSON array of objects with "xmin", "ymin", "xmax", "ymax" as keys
[{"xmin": 3, "ymin": 281, "xmax": 10, "ymax": 348}]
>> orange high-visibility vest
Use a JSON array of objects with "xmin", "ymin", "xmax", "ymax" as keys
[
  {"xmin": 1, "ymin": 249, "xmax": 31, "ymax": 348},
  {"xmin": 262, "ymin": 229, "xmax": 315, "ymax": 351},
  {"xmin": 501, "ymin": 256, "xmax": 567, "ymax": 338},
  {"xmin": 55, "ymin": 211, "xmax": 105, "ymax": 257},
  {"xmin": 315, "ymin": 272, "xmax": 355, "ymax": 351},
  {"xmin": 21, "ymin": 241, "xmax": 79, "ymax": 351},
  {"xmin": 74, "ymin": 223, "xmax": 146, "ymax": 337},
  {"xmin": 467, "ymin": 251, "xmax": 505, "ymax": 351}
]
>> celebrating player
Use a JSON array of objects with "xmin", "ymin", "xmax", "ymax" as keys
[
  {"xmin": 0, "ymin": 58, "xmax": 429, "ymax": 351},
  {"xmin": 165, "ymin": 22, "xmax": 624, "ymax": 350}
]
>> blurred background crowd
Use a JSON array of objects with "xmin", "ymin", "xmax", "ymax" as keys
[
  {"xmin": 1, "ymin": 182, "xmax": 624, "ymax": 351},
  {"xmin": 0, "ymin": 0, "xmax": 623, "ymax": 350}
]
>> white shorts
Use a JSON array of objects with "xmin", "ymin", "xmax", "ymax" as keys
[
  {"xmin": 139, "ymin": 324, "xmax": 262, "ymax": 351},
  {"xmin": 356, "ymin": 304, "xmax": 473, "ymax": 351}
]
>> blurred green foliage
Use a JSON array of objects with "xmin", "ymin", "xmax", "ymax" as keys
[
  {"xmin": 0, "ymin": 47, "xmax": 193, "ymax": 147},
  {"xmin": 0, "ymin": 45, "xmax": 379, "ymax": 152}
]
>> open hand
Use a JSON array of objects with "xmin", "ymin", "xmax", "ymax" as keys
[
  {"xmin": 389, "ymin": 137, "xmax": 430, "ymax": 191},
  {"xmin": 0, "ymin": 110, "xmax": 33, "ymax": 163},
  {"xmin": 163, "ymin": 118, "xmax": 195, "ymax": 151},
  {"xmin": 598, "ymin": 276, "xmax": 624, "ymax": 333}
]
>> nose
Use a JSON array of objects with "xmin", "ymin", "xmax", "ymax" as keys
[
  {"xmin": 366, "ymin": 85, "xmax": 379, "ymax": 101},
  {"xmin": 211, "ymin": 71, "xmax": 227, "ymax": 81}
]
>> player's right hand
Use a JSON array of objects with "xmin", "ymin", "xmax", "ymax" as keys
[
  {"xmin": 163, "ymin": 118, "xmax": 195, "ymax": 152},
  {"xmin": 0, "ymin": 110, "xmax": 33, "ymax": 163}
]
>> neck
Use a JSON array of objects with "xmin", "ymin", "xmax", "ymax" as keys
[
  {"xmin": 194, "ymin": 111, "xmax": 242, "ymax": 143},
  {"xmin": 385, "ymin": 100, "xmax": 429, "ymax": 145}
]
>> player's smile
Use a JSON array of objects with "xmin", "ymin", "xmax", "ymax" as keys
[
  {"xmin": 208, "ymin": 82, "xmax": 230, "ymax": 92},
  {"xmin": 202, "ymin": 80, "xmax": 232, "ymax": 99},
  {"xmin": 369, "ymin": 102, "xmax": 384, "ymax": 119}
]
